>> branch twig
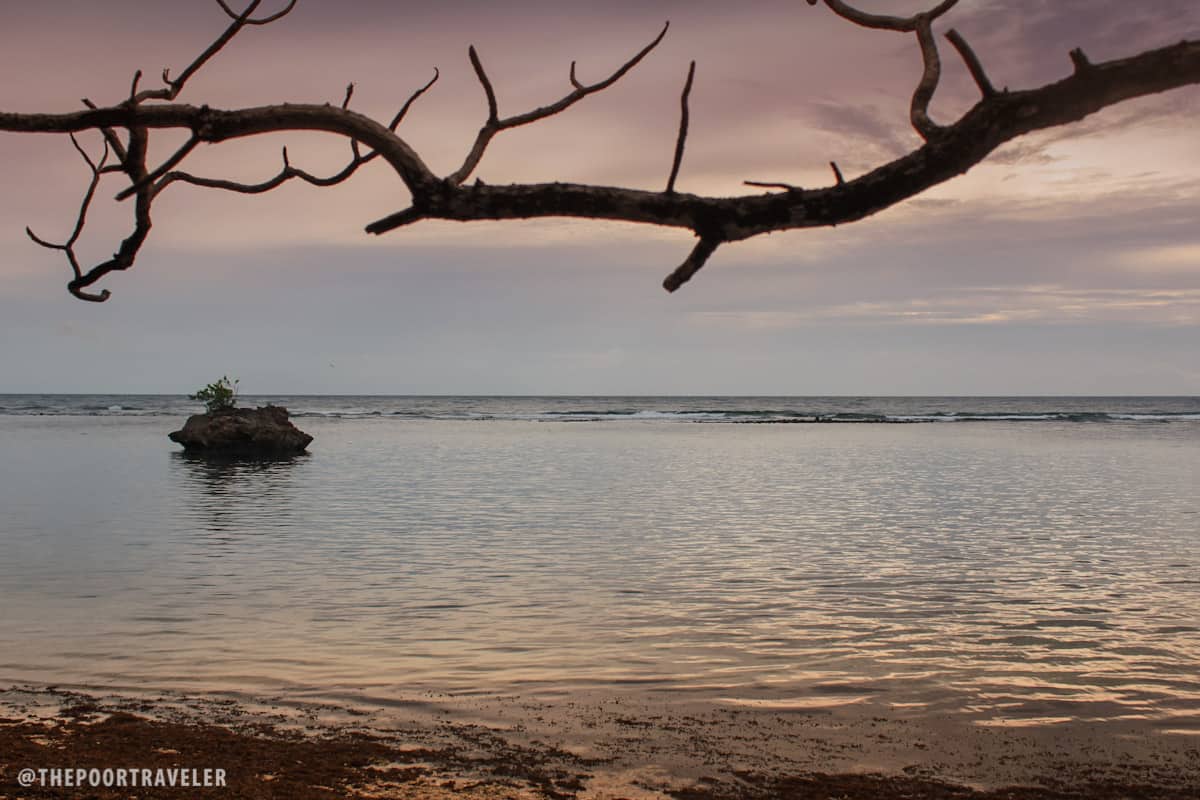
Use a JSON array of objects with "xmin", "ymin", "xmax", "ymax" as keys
[
  {"xmin": 945, "ymin": 29, "xmax": 997, "ymax": 97},
  {"xmin": 814, "ymin": 0, "xmax": 958, "ymax": 32},
  {"xmin": 153, "ymin": 71, "xmax": 441, "ymax": 199},
  {"xmin": 663, "ymin": 234, "xmax": 721, "ymax": 292},
  {"xmin": 387, "ymin": 69, "xmax": 440, "ymax": 131},
  {"xmin": 744, "ymin": 181, "xmax": 802, "ymax": 191},
  {"xmin": 132, "ymin": 0, "xmax": 297, "ymax": 104},
  {"xmin": 910, "ymin": 17, "xmax": 944, "ymax": 139},
  {"xmin": 666, "ymin": 61, "xmax": 696, "ymax": 194},
  {"xmin": 116, "ymin": 134, "xmax": 199, "ymax": 200},
  {"xmin": 812, "ymin": 0, "xmax": 960, "ymax": 139},
  {"xmin": 214, "ymin": 0, "xmax": 298, "ymax": 26},
  {"xmin": 1070, "ymin": 47, "xmax": 1093, "ymax": 74},
  {"xmin": 448, "ymin": 22, "xmax": 669, "ymax": 185},
  {"xmin": 25, "ymin": 134, "xmax": 110, "ymax": 289}
]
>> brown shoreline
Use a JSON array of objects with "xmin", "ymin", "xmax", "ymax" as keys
[{"xmin": 2, "ymin": 686, "xmax": 1197, "ymax": 799}]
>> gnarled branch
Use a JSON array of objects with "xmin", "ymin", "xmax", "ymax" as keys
[
  {"xmin": 65, "ymin": 126, "xmax": 153, "ymax": 302},
  {"xmin": 910, "ymin": 16, "xmax": 945, "ymax": 139},
  {"xmin": 363, "ymin": 36, "xmax": 1200, "ymax": 291},
  {"xmin": 810, "ymin": 0, "xmax": 958, "ymax": 32},
  {"xmin": 25, "ymin": 134, "xmax": 110, "ymax": 296},
  {"xmin": 810, "ymin": 0, "xmax": 961, "ymax": 139}
]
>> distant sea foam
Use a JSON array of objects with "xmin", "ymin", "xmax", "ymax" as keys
[{"xmin": 1, "ymin": 394, "xmax": 1198, "ymax": 424}]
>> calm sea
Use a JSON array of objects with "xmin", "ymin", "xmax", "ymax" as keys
[{"xmin": 1, "ymin": 396, "xmax": 1198, "ymax": 728}]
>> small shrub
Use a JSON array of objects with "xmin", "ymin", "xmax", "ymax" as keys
[{"xmin": 191, "ymin": 376, "xmax": 239, "ymax": 414}]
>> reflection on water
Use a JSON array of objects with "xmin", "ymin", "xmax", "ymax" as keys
[
  {"xmin": 171, "ymin": 452, "xmax": 306, "ymax": 536},
  {"xmin": 0, "ymin": 416, "xmax": 1198, "ymax": 729},
  {"xmin": 173, "ymin": 451, "xmax": 309, "ymax": 482}
]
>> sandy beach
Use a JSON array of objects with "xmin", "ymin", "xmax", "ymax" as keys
[{"xmin": 3, "ymin": 685, "xmax": 1197, "ymax": 799}]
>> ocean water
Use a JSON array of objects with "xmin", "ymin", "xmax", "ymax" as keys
[{"xmin": 1, "ymin": 395, "xmax": 1198, "ymax": 728}]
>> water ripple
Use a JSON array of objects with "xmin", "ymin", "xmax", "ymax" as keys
[{"xmin": 0, "ymin": 415, "xmax": 1197, "ymax": 728}]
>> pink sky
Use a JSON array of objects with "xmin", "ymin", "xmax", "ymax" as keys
[{"xmin": 1, "ymin": 1, "xmax": 1198, "ymax": 394}]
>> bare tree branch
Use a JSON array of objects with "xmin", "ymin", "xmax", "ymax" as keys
[
  {"xmin": 80, "ymin": 99, "xmax": 129, "ymax": 163},
  {"xmin": 666, "ymin": 61, "xmax": 696, "ymax": 194},
  {"xmin": 129, "ymin": 70, "xmax": 144, "ymax": 102},
  {"xmin": 811, "ymin": 0, "xmax": 958, "ymax": 32},
  {"xmin": 447, "ymin": 22, "xmax": 669, "ymax": 185},
  {"xmin": 10, "ymin": 1, "xmax": 304, "ymax": 301},
  {"xmin": 3, "ymin": 103, "xmax": 439, "ymax": 189},
  {"xmin": 132, "ymin": 0, "xmax": 297, "ymax": 104},
  {"xmin": 36, "ymin": 126, "xmax": 153, "ymax": 303},
  {"xmin": 663, "ymin": 235, "xmax": 721, "ymax": 293},
  {"xmin": 910, "ymin": 17, "xmax": 944, "ymax": 139},
  {"xmin": 214, "ymin": 0, "xmax": 298, "ymax": 26},
  {"xmin": 363, "ymin": 38, "xmax": 1200, "ymax": 243},
  {"xmin": 1070, "ymin": 47, "xmax": 1094, "ymax": 74},
  {"xmin": 945, "ymin": 28, "xmax": 998, "ymax": 98},
  {"xmin": 387, "ymin": 69, "xmax": 440, "ymax": 131},
  {"xmin": 810, "ymin": 0, "xmax": 960, "ymax": 139},
  {"xmin": 745, "ymin": 181, "xmax": 802, "ymax": 191},
  {"xmin": 152, "ymin": 70, "xmax": 440, "ymax": 200},
  {"xmin": 364, "ymin": 206, "xmax": 425, "ymax": 235},
  {"xmin": 116, "ymin": 135, "xmax": 199, "ymax": 200},
  {"xmin": 158, "ymin": 143, "xmax": 364, "ymax": 197},
  {"xmin": 25, "ymin": 134, "xmax": 110, "ymax": 282},
  {"xmin": 3, "ymin": 2, "xmax": 1200, "ymax": 301},
  {"xmin": 467, "ymin": 46, "xmax": 500, "ymax": 125}
]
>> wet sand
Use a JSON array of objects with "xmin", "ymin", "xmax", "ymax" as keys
[{"xmin": 2, "ymin": 685, "xmax": 1197, "ymax": 799}]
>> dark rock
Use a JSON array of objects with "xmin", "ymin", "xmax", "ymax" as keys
[{"xmin": 169, "ymin": 405, "xmax": 312, "ymax": 455}]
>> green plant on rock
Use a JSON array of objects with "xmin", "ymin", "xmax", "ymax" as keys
[{"xmin": 190, "ymin": 376, "xmax": 239, "ymax": 414}]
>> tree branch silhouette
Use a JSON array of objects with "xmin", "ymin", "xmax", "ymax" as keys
[{"xmin": 2, "ymin": 0, "xmax": 1198, "ymax": 300}]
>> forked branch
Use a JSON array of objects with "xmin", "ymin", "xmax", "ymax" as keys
[
  {"xmin": 214, "ymin": 0, "xmax": 297, "ymax": 26},
  {"xmin": 448, "ymin": 22, "xmax": 669, "ymax": 185},
  {"xmin": 154, "ymin": 69, "xmax": 440, "ymax": 199},
  {"xmin": 134, "ymin": 0, "xmax": 298, "ymax": 104},
  {"xmin": 25, "ymin": 135, "xmax": 110, "ymax": 298},
  {"xmin": 810, "ymin": 0, "xmax": 961, "ymax": 139},
  {"xmin": 812, "ymin": 0, "xmax": 959, "ymax": 31}
]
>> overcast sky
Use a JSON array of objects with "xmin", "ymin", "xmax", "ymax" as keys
[{"xmin": 1, "ymin": 0, "xmax": 1198, "ymax": 394}]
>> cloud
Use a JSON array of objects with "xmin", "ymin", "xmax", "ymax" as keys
[
  {"xmin": 954, "ymin": 0, "xmax": 1200, "ymax": 84},
  {"xmin": 688, "ymin": 286, "xmax": 1200, "ymax": 330},
  {"xmin": 805, "ymin": 100, "xmax": 913, "ymax": 159},
  {"xmin": 1115, "ymin": 244, "xmax": 1200, "ymax": 273}
]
